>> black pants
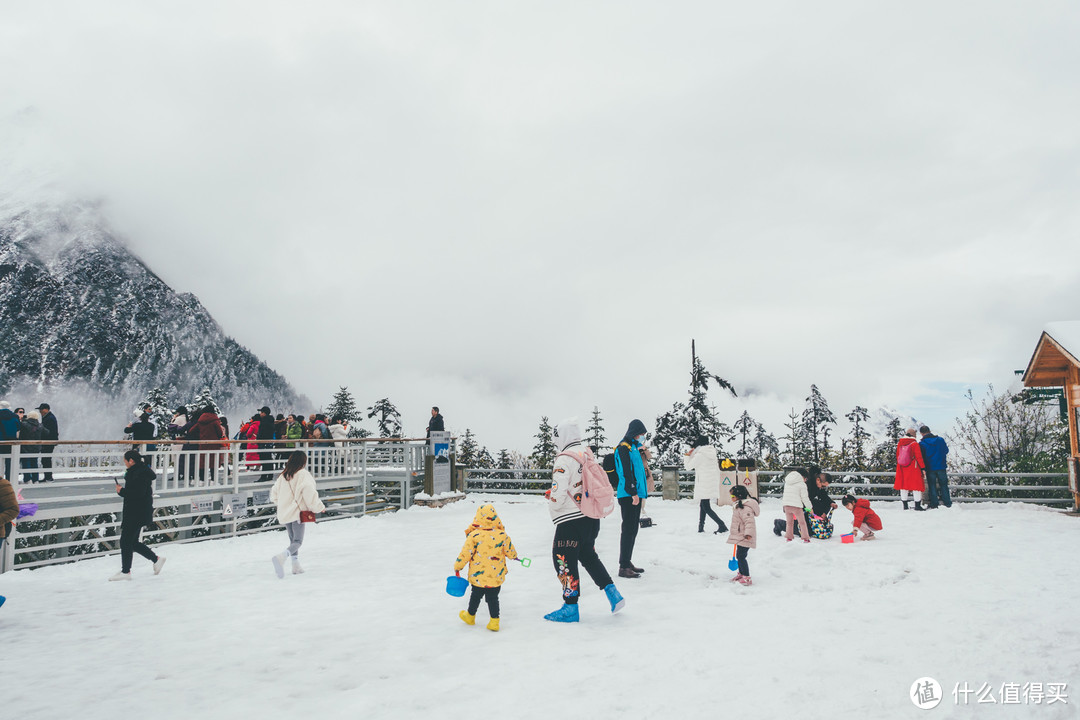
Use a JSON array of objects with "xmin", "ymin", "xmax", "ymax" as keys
[
  {"xmin": 553, "ymin": 517, "xmax": 613, "ymax": 604},
  {"xmin": 41, "ymin": 445, "xmax": 54, "ymax": 481},
  {"xmin": 120, "ymin": 525, "xmax": 158, "ymax": 573},
  {"xmin": 699, "ymin": 499, "xmax": 726, "ymax": 531},
  {"xmin": 736, "ymin": 545, "xmax": 750, "ymax": 577},
  {"xmin": 467, "ymin": 586, "xmax": 500, "ymax": 619},
  {"xmin": 259, "ymin": 450, "xmax": 274, "ymax": 482},
  {"xmin": 618, "ymin": 496, "xmax": 641, "ymax": 569},
  {"xmin": 21, "ymin": 456, "xmax": 38, "ymax": 483}
]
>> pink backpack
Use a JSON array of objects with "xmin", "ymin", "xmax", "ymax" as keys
[
  {"xmin": 897, "ymin": 441, "xmax": 915, "ymax": 467},
  {"xmin": 557, "ymin": 448, "xmax": 616, "ymax": 519}
]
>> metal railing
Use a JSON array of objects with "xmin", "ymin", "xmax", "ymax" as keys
[
  {"xmin": 463, "ymin": 468, "xmax": 1073, "ymax": 506},
  {"xmin": 1, "ymin": 438, "xmax": 429, "ymax": 573}
]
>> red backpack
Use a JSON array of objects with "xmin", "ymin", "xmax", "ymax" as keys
[
  {"xmin": 897, "ymin": 441, "xmax": 915, "ymax": 467},
  {"xmin": 557, "ymin": 448, "xmax": 616, "ymax": 519}
]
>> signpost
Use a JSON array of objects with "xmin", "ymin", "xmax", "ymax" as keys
[
  {"xmin": 222, "ymin": 493, "xmax": 247, "ymax": 520},
  {"xmin": 428, "ymin": 431, "xmax": 452, "ymax": 495}
]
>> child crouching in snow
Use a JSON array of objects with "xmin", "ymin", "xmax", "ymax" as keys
[
  {"xmin": 454, "ymin": 503, "xmax": 518, "ymax": 632},
  {"xmin": 727, "ymin": 485, "xmax": 759, "ymax": 586},
  {"xmin": 842, "ymin": 494, "xmax": 883, "ymax": 541}
]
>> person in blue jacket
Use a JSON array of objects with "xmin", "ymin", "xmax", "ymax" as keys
[
  {"xmin": 613, "ymin": 419, "xmax": 649, "ymax": 578},
  {"xmin": 919, "ymin": 426, "xmax": 951, "ymax": 509}
]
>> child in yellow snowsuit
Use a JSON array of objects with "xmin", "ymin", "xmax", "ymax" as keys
[{"xmin": 454, "ymin": 503, "xmax": 518, "ymax": 632}]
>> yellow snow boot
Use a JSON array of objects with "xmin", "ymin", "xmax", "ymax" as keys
[
  {"xmin": 486, "ymin": 618, "xmax": 500, "ymax": 632},
  {"xmin": 459, "ymin": 610, "xmax": 476, "ymax": 626}
]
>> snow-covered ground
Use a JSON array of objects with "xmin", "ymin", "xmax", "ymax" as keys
[{"xmin": 4, "ymin": 496, "xmax": 1079, "ymax": 719}]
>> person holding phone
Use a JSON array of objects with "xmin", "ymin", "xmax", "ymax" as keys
[{"xmin": 110, "ymin": 450, "xmax": 165, "ymax": 581}]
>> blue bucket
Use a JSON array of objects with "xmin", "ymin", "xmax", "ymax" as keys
[{"xmin": 446, "ymin": 575, "xmax": 468, "ymax": 597}]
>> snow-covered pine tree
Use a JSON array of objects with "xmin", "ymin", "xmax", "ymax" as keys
[
  {"xmin": 870, "ymin": 417, "xmax": 904, "ymax": 470},
  {"xmin": 531, "ymin": 416, "xmax": 556, "ymax": 469},
  {"xmin": 801, "ymin": 384, "xmax": 837, "ymax": 464},
  {"xmin": 458, "ymin": 429, "xmax": 479, "ymax": 467},
  {"xmin": 142, "ymin": 387, "xmax": 173, "ymax": 440},
  {"xmin": 496, "ymin": 449, "xmax": 513, "ymax": 470},
  {"xmin": 366, "ymin": 398, "xmax": 403, "ymax": 438},
  {"xmin": 189, "ymin": 388, "xmax": 221, "ymax": 415},
  {"xmin": 734, "ymin": 411, "xmax": 755, "ymax": 457},
  {"xmin": 844, "ymin": 405, "xmax": 872, "ymax": 470},
  {"xmin": 326, "ymin": 386, "xmax": 363, "ymax": 424},
  {"xmin": 476, "ymin": 446, "xmax": 495, "ymax": 469},
  {"xmin": 586, "ymin": 406, "xmax": 607, "ymax": 449},
  {"xmin": 780, "ymin": 407, "xmax": 804, "ymax": 465},
  {"xmin": 751, "ymin": 421, "xmax": 781, "ymax": 466},
  {"xmin": 653, "ymin": 340, "xmax": 737, "ymax": 464}
]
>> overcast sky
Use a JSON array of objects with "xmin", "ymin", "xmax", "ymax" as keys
[{"xmin": 2, "ymin": 1, "xmax": 1079, "ymax": 452}]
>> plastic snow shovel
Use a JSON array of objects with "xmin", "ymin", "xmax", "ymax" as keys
[
  {"xmin": 728, "ymin": 546, "xmax": 739, "ymax": 571},
  {"xmin": 514, "ymin": 557, "xmax": 532, "ymax": 568},
  {"xmin": 446, "ymin": 571, "xmax": 468, "ymax": 597}
]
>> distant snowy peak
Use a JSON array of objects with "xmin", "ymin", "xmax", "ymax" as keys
[
  {"xmin": 866, "ymin": 406, "xmax": 920, "ymax": 441},
  {"xmin": 0, "ymin": 194, "xmax": 304, "ymax": 411}
]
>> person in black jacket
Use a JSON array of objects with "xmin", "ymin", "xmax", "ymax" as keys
[
  {"xmin": 110, "ymin": 450, "xmax": 165, "ymax": 581},
  {"xmin": 19, "ymin": 409, "xmax": 42, "ymax": 483},
  {"xmin": 804, "ymin": 466, "xmax": 836, "ymax": 539},
  {"xmin": 256, "ymin": 406, "xmax": 276, "ymax": 482},
  {"xmin": 37, "ymin": 403, "xmax": 58, "ymax": 482},
  {"xmin": 427, "ymin": 407, "xmax": 444, "ymax": 436},
  {"xmin": 124, "ymin": 412, "xmax": 157, "ymax": 453}
]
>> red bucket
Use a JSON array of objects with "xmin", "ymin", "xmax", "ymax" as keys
[{"xmin": 841, "ymin": 533, "xmax": 855, "ymax": 544}]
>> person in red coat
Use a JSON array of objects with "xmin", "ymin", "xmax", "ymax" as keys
[
  {"xmin": 894, "ymin": 428, "xmax": 927, "ymax": 511},
  {"xmin": 842, "ymin": 495, "xmax": 883, "ymax": 541}
]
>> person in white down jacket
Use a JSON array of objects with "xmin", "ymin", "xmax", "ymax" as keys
[
  {"xmin": 780, "ymin": 468, "xmax": 813, "ymax": 543},
  {"xmin": 683, "ymin": 435, "xmax": 728, "ymax": 534},
  {"xmin": 269, "ymin": 450, "xmax": 326, "ymax": 578}
]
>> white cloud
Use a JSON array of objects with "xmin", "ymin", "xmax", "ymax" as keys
[{"xmin": 2, "ymin": 0, "xmax": 1078, "ymax": 451}]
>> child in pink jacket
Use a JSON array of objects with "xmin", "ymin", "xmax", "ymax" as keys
[{"xmin": 726, "ymin": 485, "xmax": 759, "ymax": 586}]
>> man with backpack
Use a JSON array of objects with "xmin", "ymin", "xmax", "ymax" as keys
[
  {"xmin": 543, "ymin": 420, "xmax": 624, "ymax": 623},
  {"xmin": 613, "ymin": 419, "xmax": 650, "ymax": 578},
  {"xmin": 894, "ymin": 427, "xmax": 927, "ymax": 510}
]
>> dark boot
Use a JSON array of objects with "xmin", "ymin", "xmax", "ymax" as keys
[
  {"xmin": 914, "ymin": 501, "xmax": 926, "ymax": 511},
  {"xmin": 618, "ymin": 567, "xmax": 640, "ymax": 579},
  {"xmin": 902, "ymin": 501, "xmax": 910, "ymax": 510},
  {"xmin": 715, "ymin": 521, "xmax": 728, "ymax": 533},
  {"xmin": 773, "ymin": 519, "xmax": 784, "ymax": 536},
  {"xmin": 698, "ymin": 524, "xmax": 705, "ymax": 533}
]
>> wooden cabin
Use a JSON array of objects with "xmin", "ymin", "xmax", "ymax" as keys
[{"xmin": 1022, "ymin": 322, "xmax": 1080, "ymax": 511}]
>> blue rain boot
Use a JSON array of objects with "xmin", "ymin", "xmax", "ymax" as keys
[
  {"xmin": 0, "ymin": 595, "xmax": 5, "ymax": 608},
  {"xmin": 543, "ymin": 603, "xmax": 580, "ymax": 623},
  {"xmin": 603, "ymin": 584, "xmax": 625, "ymax": 614}
]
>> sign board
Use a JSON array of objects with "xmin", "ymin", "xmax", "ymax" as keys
[
  {"xmin": 714, "ymin": 471, "xmax": 759, "ymax": 506},
  {"xmin": 222, "ymin": 493, "xmax": 247, "ymax": 519},
  {"xmin": 429, "ymin": 431, "xmax": 451, "ymax": 460},
  {"xmin": 252, "ymin": 490, "xmax": 271, "ymax": 506},
  {"xmin": 191, "ymin": 498, "xmax": 214, "ymax": 513}
]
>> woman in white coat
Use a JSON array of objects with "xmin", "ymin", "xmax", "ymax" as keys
[
  {"xmin": 683, "ymin": 436, "xmax": 728, "ymax": 533},
  {"xmin": 269, "ymin": 450, "xmax": 326, "ymax": 578}
]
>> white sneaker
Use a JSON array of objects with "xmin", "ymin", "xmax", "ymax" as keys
[
  {"xmin": 109, "ymin": 572, "xmax": 132, "ymax": 582},
  {"xmin": 272, "ymin": 552, "xmax": 287, "ymax": 579},
  {"xmin": 153, "ymin": 556, "xmax": 166, "ymax": 575},
  {"xmin": 292, "ymin": 559, "xmax": 304, "ymax": 575}
]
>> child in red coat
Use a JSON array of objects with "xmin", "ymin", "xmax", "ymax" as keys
[{"xmin": 842, "ymin": 494, "xmax": 883, "ymax": 541}]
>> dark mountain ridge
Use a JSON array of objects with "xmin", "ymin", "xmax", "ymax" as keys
[{"xmin": 0, "ymin": 198, "xmax": 306, "ymax": 437}]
